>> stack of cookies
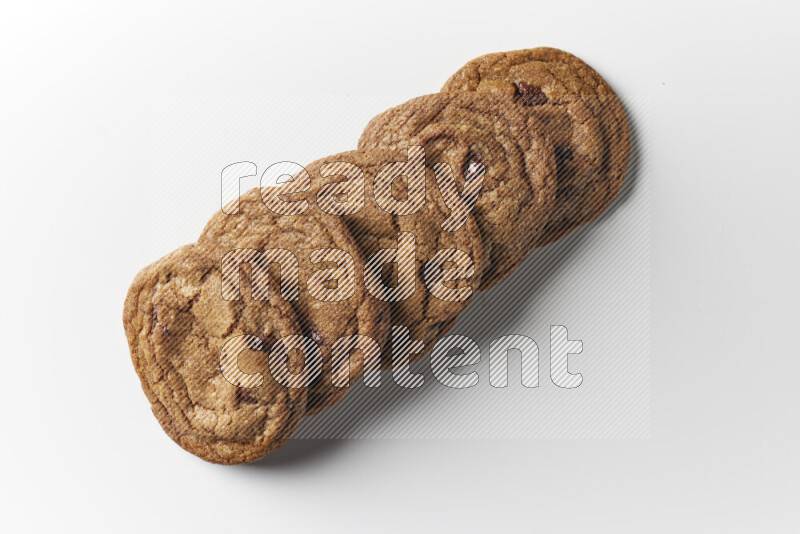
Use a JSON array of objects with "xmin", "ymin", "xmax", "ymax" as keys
[{"xmin": 123, "ymin": 47, "xmax": 630, "ymax": 464}]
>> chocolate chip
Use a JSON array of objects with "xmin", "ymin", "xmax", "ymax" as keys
[
  {"xmin": 377, "ymin": 310, "xmax": 388, "ymax": 326},
  {"xmin": 381, "ymin": 263, "xmax": 396, "ymax": 287},
  {"xmin": 556, "ymin": 186, "xmax": 573, "ymax": 200},
  {"xmin": 310, "ymin": 327, "xmax": 324, "ymax": 346},
  {"xmin": 555, "ymin": 146, "xmax": 574, "ymax": 172},
  {"xmin": 152, "ymin": 312, "xmax": 170, "ymax": 336},
  {"xmin": 555, "ymin": 146, "xmax": 574, "ymax": 163},
  {"xmin": 514, "ymin": 82, "xmax": 548, "ymax": 106},
  {"xmin": 463, "ymin": 152, "xmax": 485, "ymax": 182},
  {"xmin": 554, "ymin": 146, "xmax": 576, "ymax": 179},
  {"xmin": 236, "ymin": 388, "xmax": 258, "ymax": 404},
  {"xmin": 260, "ymin": 335, "xmax": 278, "ymax": 353}
]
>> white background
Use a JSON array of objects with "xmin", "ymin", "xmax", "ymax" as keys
[{"xmin": 1, "ymin": 1, "xmax": 799, "ymax": 532}]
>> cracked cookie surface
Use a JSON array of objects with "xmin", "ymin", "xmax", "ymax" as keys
[
  {"xmin": 442, "ymin": 47, "xmax": 630, "ymax": 244},
  {"xmin": 359, "ymin": 92, "xmax": 557, "ymax": 289},
  {"xmin": 123, "ymin": 245, "xmax": 306, "ymax": 465},
  {"xmin": 198, "ymin": 189, "xmax": 391, "ymax": 415},
  {"xmin": 304, "ymin": 148, "xmax": 486, "ymax": 365}
]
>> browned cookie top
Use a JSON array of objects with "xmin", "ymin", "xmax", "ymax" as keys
[
  {"xmin": 303, "ymin": 148, "xmax": 486, "ymax": 366},
  {"xmin": 122, "ymin": 245, "xmax": 306, "ymax": 465},
  {"xmin": 359, "ymin": 92, "xmax": 557, "ymax": 289},
  {"xmin": 197, "ymin": 188, "xmax": 391, "ymax": 415},
  {"xmin": 442, "ymin": 47, "xmax": 630, "ymax": 244}
]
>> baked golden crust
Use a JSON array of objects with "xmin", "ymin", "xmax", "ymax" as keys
[
  {"xmin": 442, "ymin": 47, "xmax": 630, "ymax": 244},
  {"xmin": 359, "ymin": 92, "xmax": 557, "ymax": 289},
  {"xmin": 122, "ymin": 245, "xmax": 306, "ymax": 464},
  {"xmin": 304, "ymin": 148, "xmax": 486, "ymax": 365},
  {"xmin": 198, "ymin": 188, "xmax": 391, "ymax": 415}
]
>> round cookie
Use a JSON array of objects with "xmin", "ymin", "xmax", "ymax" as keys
[
  {"xmin": 198, "ymin": 188, "xmax": 391, "ymax": 415},
  {"xmin": 122, "ymin": 245, "xmax": 306, "ymax": 464},
  {"xmin": 442, "ymin": 47, "xmax": 630, "ymax": 245},
  {"xmin": 304, "ymin": 148, "xmax": 486, "ymax": 367},
  {"xmin": 359, "ymin": 92, "xmax": 557, "ymax": 289}
]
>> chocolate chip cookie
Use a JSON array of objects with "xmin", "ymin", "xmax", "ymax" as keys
[
  {"xmin": 359, "ymin": 92, "xmax": 557, "ymax": 289},
  {"xmin": 124, "ymin": 47, "xmax": 631, "ymax": 462},
  {"xmin": 304, "ymin": 148, "xmax": 486, "ymax": 366},
  {"xmin": 198, "ymin": 188, "xmax": 391, "ymax": 415},
  {"xmin": 442, "ymin": 47, "xmax": 630, "ymax": 244},
  {"xmin": 123, "ymin": 245, "xmax": 306, "ymax": 464}
]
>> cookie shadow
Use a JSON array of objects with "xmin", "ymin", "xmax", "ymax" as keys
[
  {"xmin": 248, "ymin": 437, "xmax": 348, "ymax": 469},
  {"xmin": 248, "ymin": 103, "xmax": 647, "ymax": 468},
  {"xmin": 594, "ymin": 96, "xmax": 647, "ymax": 223}
]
